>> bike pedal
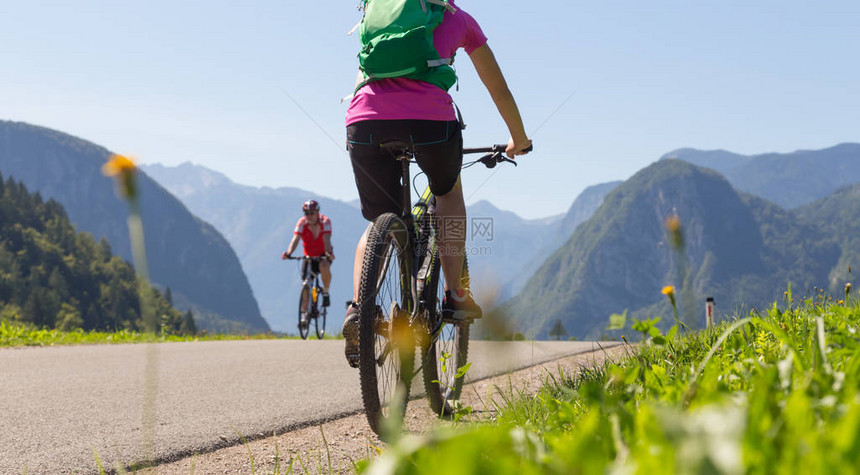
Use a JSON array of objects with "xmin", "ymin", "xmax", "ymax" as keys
[
  {"xmin": 441, "ymin": 317, "xmax": 474, "ymax": 324},
  {"xmin": 441, "ymin": 311, "xmax": 478, "ymax": 324},
  {"xmin": 346, "ymin": 354, "xmax": 360, "ymax": 368}
]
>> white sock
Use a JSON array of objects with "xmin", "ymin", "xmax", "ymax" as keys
[{"xmin": 450, "ymin": 289, "xmax": 468, "ymax": 302}]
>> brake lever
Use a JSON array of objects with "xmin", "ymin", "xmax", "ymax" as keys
[
  {"xmin": 479, "ymin": 153, "xmax": 498, "ymax": 168},
  {"xmin": 479, "ymin": 152, "xmax": 518, "ymax": 168}
]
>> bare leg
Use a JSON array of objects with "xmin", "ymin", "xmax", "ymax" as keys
[
  {"xmin": 319, "ymin": 261, "xmax": 332, "ymax": 292},
  {"xmin": 300, "ymin": 289, "xmax": 309, "ymax": 314},
  {"xmin": 435, "ymin": 177, "xmax": 466, "ymax": 292},
  {"xmin": 353, "ymin": 224, "xmax": 371, "ymax": 301}
]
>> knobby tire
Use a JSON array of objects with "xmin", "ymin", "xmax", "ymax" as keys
[{"xmin": 357, "ymin": 213, "xmax": 415, "ymax": 438}]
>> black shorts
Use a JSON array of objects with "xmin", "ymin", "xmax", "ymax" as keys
[
  {"xmin": 347, "ymin": 119, "xmax": 462, "ymax": 221},
  {"xmin": 302, "ymin": 258, "xmax": 323, "ymax": 279}
]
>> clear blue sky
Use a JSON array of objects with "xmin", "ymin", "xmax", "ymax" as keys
[{"xmin": 2, "ymin": 0, "xmax": 858, "ymax": 219}]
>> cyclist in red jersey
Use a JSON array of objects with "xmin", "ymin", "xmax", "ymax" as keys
[{"xmin": 282, "ymin": 200, "xmax": 334, "ymax": 311}]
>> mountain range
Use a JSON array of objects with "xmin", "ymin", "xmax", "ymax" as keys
[
  {"xmin": 506, "ymin": 145, "xmax": 860, "ymax": 339},
  {"xmin": 141, "ymin": 164, "xmax": 578, "ymax": 332},
  {"xmin": 662, "ymin": 143, "xmax": 860, "ymax": 209},
  {"xmin": 5, "ymin": 119, "xmax": 859, "ymax": 341},
  {"xmin": 0, "ymin": 121, "xmax": 268, "ymax": 333}
]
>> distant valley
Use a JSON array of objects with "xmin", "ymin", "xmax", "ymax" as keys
[
  {"xmin": 3, "ymin": 119, "xmax": 858, "ymax": 341},
  {"xmin": 141, "ymin": 163, "xmax": 579, "ymax": 332}
]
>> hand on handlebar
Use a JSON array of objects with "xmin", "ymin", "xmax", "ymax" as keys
[
  {"xmin": 281, "ymin": 251, "xmax": 291, "ymax": 260},
  {"xmin": 506, "ymin": 137, "xmax": 533, "ymax": 159},
  {"xmin": 326, "ymin": 251, "xmax": 335, "ymax": 262}
]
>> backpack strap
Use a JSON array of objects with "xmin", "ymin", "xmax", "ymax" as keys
[
  {"xmin": 347, "ymin": 20, "xmax": 361, "ymax": 36},
  {"xmin": 425, "ymin": 0, "xmax": 457, "ymax": 13},
  {"xmin": 453, "ymin": 100, "xmax": 466, "ymax": 130},
  {"xmin": 427, "ymin": 58, "xmax": 453, "ymax": 67}
]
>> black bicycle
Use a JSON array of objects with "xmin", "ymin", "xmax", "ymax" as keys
[
  {"xmin": 286, "ymin": 255, "xmax": 329, "ymax": 339},
  {"xmin": 356, "ymin": 142, "xmax": 529, "ymax": 436}
]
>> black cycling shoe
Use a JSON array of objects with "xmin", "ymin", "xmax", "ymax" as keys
[
  {"xmin": 442, "ymin": 289, "xmax": 482, "ymax": 321},
  {"xmin": 322, "ymin": 292, "xmax": 330, "ymax": 308},
  {"xmin": 342, "ymin": 304, "xmax": 360, "ymax": 368}
]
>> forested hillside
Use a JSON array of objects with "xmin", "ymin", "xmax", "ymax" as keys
[
  {"xmin": 0, "ymin": 120, "xmax": 267, "ymax": 333},
  {"xmin": 0, "ymin": 173, "xmax": 192, "ymax": 333},
  {"xmin": 503, "ymin": 160, "xmax": 840, "ymax": 339},
  {"xmin": 797, "ymin": 183, "xmax": 860, "ymax": 294}
]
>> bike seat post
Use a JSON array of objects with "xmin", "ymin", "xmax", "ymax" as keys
[
  {"xmin": 380, "ymin": 141, "xmax": 415, "ymax": 222},
  {"xmin": 399, "ymin": 157, "xmax": 412, "ymax": 220}
]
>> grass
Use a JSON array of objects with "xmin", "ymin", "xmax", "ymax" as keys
[
  {"xmin": 361, "ymin": 295, "xmax": 860, "ymax": 473},
  {"xmin": 0, "ymin": 319, "xmax": 337, "ymax": 347}
]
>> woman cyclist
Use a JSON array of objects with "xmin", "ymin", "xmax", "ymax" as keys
[{"xmin": 343, "ymin": 0, "xmax": 532, "ymax": 365}]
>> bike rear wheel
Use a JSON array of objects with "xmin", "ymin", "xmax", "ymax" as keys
[
  {"xmin": 298, "ymin": 284, "xmax": 310, "ymax": 340},
  {"xmin": 357, "ymin": 213, "xmax": 415, "ymax": 438},
  {"xmin": 421, "ymin": 251, "xmax": 471, "ymax": 417}
]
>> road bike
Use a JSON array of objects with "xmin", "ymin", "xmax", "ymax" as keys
[
  {"xmin": 285, "ymin": 255, "xmax": 330, "ymax": 339},
  {"xmin": 356, "ymin": 142, "xmax": 528, "ymax": 436}
]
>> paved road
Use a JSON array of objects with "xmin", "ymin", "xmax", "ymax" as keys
[{"xmin": 0, "ymin": 339, "xmax": 619, "ymax": 474}]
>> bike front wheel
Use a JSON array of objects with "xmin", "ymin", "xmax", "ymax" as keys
[
  {"xmin": 298, "ymin": 284, "xmax": 310, "ymax": 340},
  {"xmin": 316, "ymin": 286, "xmax": 326, "ymax": 339},
  {"xmin": 357, "ymin": 213, "xmax": 415, "ymax": 438}
]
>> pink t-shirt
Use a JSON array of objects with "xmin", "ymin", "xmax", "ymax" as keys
[{"xmin": 345, "ymin": 2, "xmax": 488, "ymax": 126}]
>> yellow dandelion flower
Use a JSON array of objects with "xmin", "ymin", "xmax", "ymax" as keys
[
  {"xmin": 664, "ymin": 214, "xmax": 683, "ymax": 249},
  {"xmin": 664, "ymin": 215, "xmax": 680, "ymax": 232},
  {"xmin": 102, "ymin": 154, "xmax": 137, "ymax": 176},
  {"xmin": 102, "ymin": 154, "xmax": 139, "ymax": 200},
  {"xmin": 662, "ymin": 285, "xmax": 678, "ymax": 318}
]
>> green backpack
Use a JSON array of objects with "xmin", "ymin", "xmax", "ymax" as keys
[{"xmin": 355, "ymin": 0, "xmax": 458, "ymax": 92}]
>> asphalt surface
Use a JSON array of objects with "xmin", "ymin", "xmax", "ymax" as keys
[{"xmin": 0, "ymin": 339, "xmax": 619, "ymax": 474}]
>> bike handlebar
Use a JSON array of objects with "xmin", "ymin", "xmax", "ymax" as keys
[
  {"xmin": 462, "ymin": 144, "xmax": 533, "ymax": 169},
  {"xmin": 463, "ymin": 144, "xmax": 533, "ymax": 155},
  {"xmin": 284, "ymin": 255, "xmax": 331, "ymax": 263}
]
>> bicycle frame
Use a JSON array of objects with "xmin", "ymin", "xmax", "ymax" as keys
[
  {"xmin": 301, "ymin": 259, "xmax": 322, "ymax": 292},
  {"xmin": 384, "ymin": 154, "xmax": 439, "ymax": 327},
  {"xmin": 386, "ymin": 142, "xmax": 521, "ymax": 328},
  {"xmin": 374, "ymin": 141, "xmax": 527, "ymax": 320},
  {"xmin": 290, "ymin": 256, "xmax": 328, "ymax": 318}
]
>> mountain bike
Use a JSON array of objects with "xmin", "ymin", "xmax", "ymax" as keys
[
  {"xmin": 285, "ymin": 255, "xmax": 330, "ymax": 339},
  {"xmin": 356, "ymin": 142, "xmax": 528, "ymax": 436}
]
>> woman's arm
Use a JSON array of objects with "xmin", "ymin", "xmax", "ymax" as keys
[{"xmin": 469, "ymin": 44, "xmax": 532, "ymax": 157}]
